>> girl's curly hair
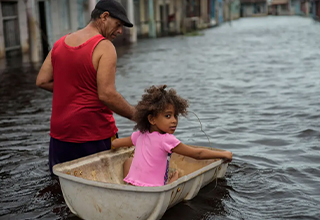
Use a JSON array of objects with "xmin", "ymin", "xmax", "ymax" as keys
[{"xmin": 133, "ymin": 85, "xmax": 189, "ymax": 133}]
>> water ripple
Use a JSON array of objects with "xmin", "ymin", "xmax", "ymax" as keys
[{"xmin": 1, "ymin": 16, "xmax": 320, "ymax": 219}]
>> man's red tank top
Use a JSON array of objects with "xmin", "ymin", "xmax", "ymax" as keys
[{"xmin": 50, "ymin": 34, "xmax": 118, "ymax": 143}]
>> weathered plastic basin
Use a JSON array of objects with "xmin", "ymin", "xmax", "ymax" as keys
[{"xmin": 53, "ymin": 146, "xmax": 228, "ymax": 220}]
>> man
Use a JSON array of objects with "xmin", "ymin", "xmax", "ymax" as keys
[{"xmin": 36, "ymin": 0, "xmax": 135, "ymax": 175}]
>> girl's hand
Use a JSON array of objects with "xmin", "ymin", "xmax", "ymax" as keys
[{"xmin": 223, "ymin": 151, "xmax": 233, "ymax": 163}]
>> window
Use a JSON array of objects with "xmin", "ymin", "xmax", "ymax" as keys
[{"xmin": 1, "ymin": 1, "xmax": 21, "ymax": 51}]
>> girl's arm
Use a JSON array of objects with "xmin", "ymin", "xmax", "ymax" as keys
[
  {"xmin": 111, "ymin": 136, "xmax": 133, "ymax": 149},
  {"xmin": 172, "ymin": 143, "xmax": 232, "ymax": 162}
]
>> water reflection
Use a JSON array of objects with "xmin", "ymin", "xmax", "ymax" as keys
[{"xmin": 163, "ymin": 179, "xmax": 231, "ymax": 220}]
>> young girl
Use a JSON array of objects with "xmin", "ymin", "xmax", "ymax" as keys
[{"xmin": 111, "ymin": 85, "xmax": 232, "ymax": 186}]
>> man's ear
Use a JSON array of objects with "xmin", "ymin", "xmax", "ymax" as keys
[
  {"xmin": 148, "ymin": 114, "xmax": 155, "ymax": 125},
  {"xmin": 100, "ymin": 11, "xmax": 110, "ymax": 21}
]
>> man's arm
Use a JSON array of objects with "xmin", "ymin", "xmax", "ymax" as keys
[
  {"xmin": 36, "ymin": 50, "xmax": 53, "ymax": 92},
  {"xmin": 96, "ymin": 41, "xmax": 135, "ymax": 121}
]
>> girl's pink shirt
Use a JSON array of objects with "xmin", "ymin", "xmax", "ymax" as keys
[{"xmin": 124, "ymin": 131, "xmax": 180, "ymax": 186}]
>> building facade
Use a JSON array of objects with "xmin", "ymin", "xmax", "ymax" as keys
[
  {"xmin": 135, "ymin": 0, "xmax": 217, "ymax": 38},
  {"xmin": 0, "ymin": 0, "xmax": 136, "ymax": 64},
  {"xmin": 240, "ymin": 0, "xmax": 268, "ymax": 17},
  {"xmin": 223, "ymin": 0, "xmax": 240, "ymax": 21},
  {"xmin": 269, "ymin": 0, "xmax": 292, "ymax": 15},
  {"xmin": 0, "ymin": 1, "xmax": 29, "ymax": 60},
  {"xmin": 311, "ymin": 0, "xmax": 320, "ymax": 19}
]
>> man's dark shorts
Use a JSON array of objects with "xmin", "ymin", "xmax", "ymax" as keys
[{"xmin": 49, "ymin": 134, "xmax": 117, "ymax": 175}]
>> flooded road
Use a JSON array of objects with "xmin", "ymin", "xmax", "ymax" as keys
[{"xmin": 1, "ymin": 16, "xmax": 320, "ymax": 219}]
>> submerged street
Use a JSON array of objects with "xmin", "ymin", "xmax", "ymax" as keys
[{"xmin": 1, "ymin": 16, "xmax": 320, "ymax": 219}]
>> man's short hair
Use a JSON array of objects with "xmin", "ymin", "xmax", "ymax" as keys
[{"xmin": 91, "ymin": 8, "xmax": 105, "ymax": 20}]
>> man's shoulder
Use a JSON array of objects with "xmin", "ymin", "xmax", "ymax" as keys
[
  {"xmin": 93, "ymin": 39, "xmax": 117, "ymax": 63},
  {"xmin": 96, "ymin": 39, "xmax": 116, "ymax": 51}
]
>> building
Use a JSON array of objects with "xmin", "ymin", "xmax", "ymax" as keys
[
  {"xmin": 311, "ymin": 0, "xmax": 320, "ymax": 19},
  {"xmin": 135, "ymin": 0, "xmax": 216, "ymax": 38},
  {"xmin": 208, "ymin": 0, "xmax": 217, "ymax": 26},
  {"xmin": 218, "ymin": 0, "xmax": 224, "ymax": 23},
  {"xmin": 185, "ymin": 0, "xmax": 212, "ymax": 31},
  {"xmin": 223, "ymin": 0, "xmax": 241, "ymax": 21},
  {"xmin": 133, "ymin": 0, "xmax": 184, "ymax": 37},
  {"xmin": 231, "ymin": 0, "xmax": 241, "ymax": 19},
  {"xmin": 0, "ymin": 0, "xmax": 136, "ymax": 64},
  {"xmin": 269, "ymin": 0, "xmax": 292, "ymax": 15},
  {"xmin": 240, "ymin": 0, "xmax": 268, "ymax": 17},
  {"xmin": 300, "ymin": 0, "xmax": 310, "ymax": 16},
  {"xmin": 291, "ymin": 0, "xmax": 302, "ymax": 15},
  {"xmin": 0, "ymin": 1, "xmax": 28, "ymax": 61}
]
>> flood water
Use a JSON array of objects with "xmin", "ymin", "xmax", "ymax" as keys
[{"xmin": 1, "ymin": 16, "xmax": 320, "ymax": 220}]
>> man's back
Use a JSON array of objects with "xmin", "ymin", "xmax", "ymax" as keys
[
  {"xmin": 64, "ymin": 28, "xmax": 116, "ymax": 71},
  {"xmin": 50, "ymin": 34, "xmax": 118, "ymax": 143}
]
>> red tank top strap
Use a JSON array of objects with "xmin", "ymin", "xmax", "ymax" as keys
[
  {"xmin": 90, "ymin": 35, "xmax": 106, "ymax": 56},
  {"xmin": 89, "ymin": 35, "xmax": 106, "ymax": 71}
]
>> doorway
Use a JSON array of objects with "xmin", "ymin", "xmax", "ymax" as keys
[
  {"xmin": 38, "ymin": 1, "xmax": 49, "ymax": 60},
  {"xmin": 160, "ymin": 4, "xmax": 169, "ymax": 35}
]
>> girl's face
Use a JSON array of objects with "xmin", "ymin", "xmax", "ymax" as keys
[{"xmin": 149, "ymin": 104, "xmax": 178, "ymax": 134}]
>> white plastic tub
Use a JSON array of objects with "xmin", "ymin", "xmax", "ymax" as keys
[{"xmin": 53, "ymin": 146, "xmax": 228, "ymax": 220}]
